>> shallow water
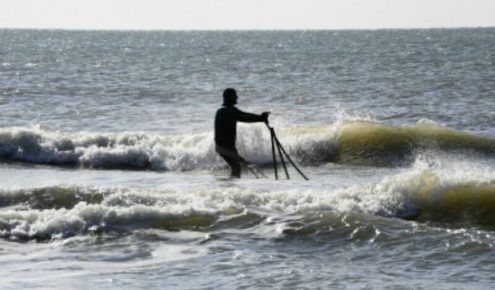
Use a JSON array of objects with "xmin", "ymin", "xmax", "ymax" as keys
[{"xmin": 1, "ymin": 28, "xmax": 495, "ymax": 289}]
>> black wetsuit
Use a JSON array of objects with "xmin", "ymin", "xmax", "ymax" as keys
[{"xmin": 214, "ymin": 105, "xmax": 265, "ymax": 177}]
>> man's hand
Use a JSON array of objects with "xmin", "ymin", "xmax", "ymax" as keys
[{"xmin": 261, "ymin": 111, "xmax": 270, "ymax": 123}]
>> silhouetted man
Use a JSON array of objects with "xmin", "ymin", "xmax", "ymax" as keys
[{"xmin": 215, "ymin": 88, "xmax": 269, "ymax": 178}]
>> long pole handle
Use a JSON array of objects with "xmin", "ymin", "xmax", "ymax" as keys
[
  {"xmin": 265, "ymin": 123, "xmax": 309, "ymax": 181},
  {"xmin": 276, "ymin": 138, "xmax": 290, "ymax": 179},
  {"xmin": 269, "ymin": 127, "xmax": 278, "ymax": 180},
  {"xmin": 274, "ymin": 136, "xmax": 309, "ymax": 180}
]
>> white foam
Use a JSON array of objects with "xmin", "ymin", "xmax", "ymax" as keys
[
  {"xmin": 325, "ymin": 152, "xmax": 495, "ymax": 217},
  {"xmin": 2, "ymin": 145, "xmax": 495, "ymax": 240},
  {"xmin": 0, "ymin": 125, "xmax": 339, "ymax": 171},
  {"xmin": 0, "ymin": 201, "xmax": 216, "ymax": 240}
]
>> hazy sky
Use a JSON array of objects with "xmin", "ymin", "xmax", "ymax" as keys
[{"xmin": 1, "ymin": 0, "xmax": 495, "ymax": 30}]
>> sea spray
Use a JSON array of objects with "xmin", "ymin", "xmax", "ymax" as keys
[
  {"xmin": 2, "ymin": 122, "xmax": 495, "ymax": 170},
  {"xmin": 2, "ymin": 154, "xmax": 495, "ymax": 240}
]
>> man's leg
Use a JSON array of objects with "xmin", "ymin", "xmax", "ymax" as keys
[{"xmin": 219, "ymin": 154, "xmax": 241, "ymax": 178}]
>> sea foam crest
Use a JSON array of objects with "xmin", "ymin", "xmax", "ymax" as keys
[
  {"xmin": 2, "ymin": 121, "xmax": 493, "ymax": 170},
  {"xmin": 0, "ymin": 125, "xmax": 338, "ymax": 170},
  {"xmin": 2, "ymin": 153, "xmax": 495, "ymax": 240}
]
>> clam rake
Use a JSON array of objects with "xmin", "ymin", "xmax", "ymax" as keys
[
  {"xmin": 265, "ymin": 123, "xmax": 309, "ymax": 181},
  {"xmin": 243, "ymin": 161, "xmax": 268, "ymax": 179}
]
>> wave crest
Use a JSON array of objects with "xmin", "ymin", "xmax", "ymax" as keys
[
  {"xmin": 1, "ymin": 122, "xmax": 495, "ymax": 170},
  {"xmin": 2, "ymin": 154, "xmax": 495, "ymax": 241}
]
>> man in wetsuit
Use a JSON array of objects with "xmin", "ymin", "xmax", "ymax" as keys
[{"xmin": 215, "ymin": 88, "xmax": 269, "ymax": 178}]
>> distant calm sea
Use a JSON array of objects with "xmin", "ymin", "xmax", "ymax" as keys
[{"xmin": 1, "ymin": 28, "xmax": 495, "ymax": 289}]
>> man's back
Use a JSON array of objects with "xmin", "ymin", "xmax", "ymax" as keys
[
  {"xmin": 214, "ymin": 106, "xmax": 238, "ymax": 149},
  {"xmin": 215, "ymin": 105, "xmax": 265, "ymax": 149}
]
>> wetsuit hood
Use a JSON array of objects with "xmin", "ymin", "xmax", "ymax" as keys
[{"xmin": 223, "ymin": 88, "xmax": 238, "ymax": 106}]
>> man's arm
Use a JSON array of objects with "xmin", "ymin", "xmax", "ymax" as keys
[{"xmin": 234, "ymin": 107, "xmax": 269, "ymax": 123}]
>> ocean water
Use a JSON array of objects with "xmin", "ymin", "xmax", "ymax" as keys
[{"xmin": 1, "ymin": 28, "xmax": 495, "ymax": 289}]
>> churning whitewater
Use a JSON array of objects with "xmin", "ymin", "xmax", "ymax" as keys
[
  {"xmin": 1, "ymin": 28, "xmax": 495, "ymax": 289},
  {"xmin": 2, "ymin": 151, "xmax": 495, "ymax": 242},
  {"xmin": 2, "ymin": 121, "xmax": 495, "ymax": 169}
]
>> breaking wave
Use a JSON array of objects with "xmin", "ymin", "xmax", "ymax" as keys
[
  {"xmin": 1, "ymin": 121, "xmax": 494, "ymax": 170},
  {"xmin": 2, "ymin": 153, "xmax": 495, "ymax": 240},
  {"xmin": 336, "ymin": 122, "xmax": 495, "ymax": 166},
  {"xmin": 0, "ymin": 125, "xmax": 333, "ymax": 170}
]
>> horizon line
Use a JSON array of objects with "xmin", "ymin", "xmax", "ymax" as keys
[{"xmin": 1, "ymin": 25, "xmax": 494, "ymax": 33}]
